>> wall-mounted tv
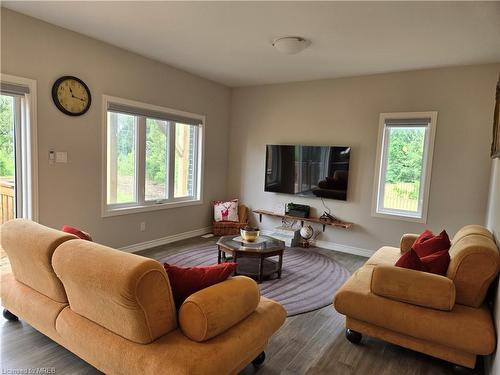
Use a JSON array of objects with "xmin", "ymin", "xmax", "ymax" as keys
[{"xmin": 265, "ymin": 145, "xmax": 351, "ymax": 200}]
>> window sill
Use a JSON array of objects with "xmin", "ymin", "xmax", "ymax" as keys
[
  {"xmin": 372, "ymin": 210, "xmax": 427, "ymax": 224},
  {"xmin": 102, "ymin": 198, "xmax": 203, "ymax": 217}
]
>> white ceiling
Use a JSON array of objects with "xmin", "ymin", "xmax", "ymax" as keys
[{"xmin": 3, "ymin": 1, "xmax": 500, "ymax": 87}]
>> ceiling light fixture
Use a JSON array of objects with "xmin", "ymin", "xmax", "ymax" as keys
[{"xmin": 272, "ymin": 36, "xmax": 311, "ymax": 55}]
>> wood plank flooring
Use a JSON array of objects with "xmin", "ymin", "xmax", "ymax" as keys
[{"xmin": 0, "ymin": 236, "xmax": 484, "ymax": 374}]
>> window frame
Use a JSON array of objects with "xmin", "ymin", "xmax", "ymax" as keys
[
  {"xmin": 0, "ymin": 73, "xmax": 38, "ymax": 222},
  {"xmin": 101, "ymin": 95, "xmax": 204, "ymax": 217},
  {"xmin": 371, "ymin": 111, "xmax": 438, "ymax": 223}
]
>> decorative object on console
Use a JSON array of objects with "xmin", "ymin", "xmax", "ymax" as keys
[
  {"xmin": 285, "ymin": 202, "xmax": 310, "ymax": 218},
  {"xmin": 491, "ymin": 74, "xmax": 500, "ymax": 158},
  {"xmin": 163, "ymin": 262, "xmax": 237, "ymax": 308},
  {"xmin": 240, "ymin": 226, "xmax": 260, "ymax": 242},
  {"xmin": 213, "ymin": 199, "xmax": 239, "ymax": 222},
  {"xmin": 61, "ymin": 225, "xmax": 92, "ymax": 241},
  {"xmin": 299, "ymin": 225, "xmax": 314, "ymax": 248},
  {"xmin": 212, "ymin": 204, "xmax": 248, "ymax": 236},
  {"xmin": 269, "ymin": 226, "xmax": 301, "ymax": 247}
]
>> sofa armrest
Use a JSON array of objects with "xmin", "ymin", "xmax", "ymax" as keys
[
  {"xmin": 400, "ymin": 233, "xmax": 419, "ymax": 253},
  {"xmin": 371, "ymin": 265, "xmax": 455, "ymax": 311},
  {"xmin": 178, "ymin": 276, "xmax": 260, "ymax": 342}
]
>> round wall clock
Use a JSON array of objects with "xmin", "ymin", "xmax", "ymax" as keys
[{"xmin": 51, "ymin": 76, "xmax": 91, "ymax": 116}]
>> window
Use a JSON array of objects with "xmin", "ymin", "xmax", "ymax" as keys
[
  {"xmin": 102, "ymin": 96, "xmax": 203, "ymax": 216},
  {"xmin": 0, "ymin": 75, "xmax": 37, "ymax": 223},
  {"xmin": 372, "ymin": 112, "xmax": 437, "ymax": 222}
]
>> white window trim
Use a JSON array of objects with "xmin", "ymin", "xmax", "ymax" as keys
[
  {"xmin": 371, "ymin": 111, "xmax": 438, "ymax": 223},
  {"xmin": 0, "ymin": 73, "xmax": 38, "ymax": 222},
  {"xmin": 101, "ymin": 95, "xmax": 205, "ymax": 217}
]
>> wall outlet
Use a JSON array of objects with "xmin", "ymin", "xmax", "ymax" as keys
[{"xmin": 139, "ymin": 222, "xmax": 146, "ymax": 232}]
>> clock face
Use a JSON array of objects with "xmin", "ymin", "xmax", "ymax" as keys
[{"xmin": 52, "ymin": 76, "xmax": 91, "ymax": 116}]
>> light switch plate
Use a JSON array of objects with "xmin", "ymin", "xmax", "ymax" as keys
[{"xmin": 55, "ymin": 151, "xmax": 68, "ymax": 163}]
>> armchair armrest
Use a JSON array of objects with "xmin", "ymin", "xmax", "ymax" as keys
[
  {"xmin": 178, "ymin": 276, "xmax": 260, "ymax": 342},
  {"xmin": 371, "ymin": 265, "xmax": 455, "ymax": 311},
  {"xmin": 400, "ymin": 233, "xmax": 419, "ymax": 253}
]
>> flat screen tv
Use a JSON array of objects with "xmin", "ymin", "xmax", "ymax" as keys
[{"xmin": 265, "ymin": 145, "xmax": 351, "ymax": 200}]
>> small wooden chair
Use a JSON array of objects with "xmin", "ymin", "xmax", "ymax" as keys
[{"xmin": 213, "ymin": 205, "xmax": 249, "ymax": 236}]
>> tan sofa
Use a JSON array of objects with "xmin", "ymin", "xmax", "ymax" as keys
[
  {"xmin": 334, "ymin": 225, "xmax": 500, "ymax": 369},
  {"xmin": 1, "ymin": 219, "xmax": 286, "ymax": 374}
]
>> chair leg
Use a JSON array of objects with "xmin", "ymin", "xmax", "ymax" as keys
[
  {"xmin": 3, "ymin": 309, "xmax": 19, "ymax": 321},
  {"xmin": 346, "ymin": 329, "xmax": 362, "ymax": 344}
]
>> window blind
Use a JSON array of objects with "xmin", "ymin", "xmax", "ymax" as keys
[
  {"xmin": 385, "ymin": 118, "xmax": 431, "ymax": 127},
  {"xmin": 107, "ymin": 102, "xmax": 202, "ymax": 126},
  {"xmin": 0, "ymin": 82, "xmax": 30, "ymax": 96}
]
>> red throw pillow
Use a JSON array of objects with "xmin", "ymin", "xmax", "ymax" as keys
[
  {"xmin": 421, "ymin": 249, "xmax": 450, "ymax": 276},
  {"xmin": 395, "ymin": 249, "xmax": 427, "ymax": 272},
  {"xmin": 61, "ymin": 225, "xmax": 92, "ymax": 241},
  {"xmin": 163, "ymin": 262, "xmax": 237, "ymax": 308},
  {"xmin": 412, "ymin": 229, "xmax": 451, "ymax": 258}
]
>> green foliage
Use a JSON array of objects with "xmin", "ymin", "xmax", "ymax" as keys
[
  {"xmin": 146, "ymin": 119, "xmax": 167, "ymax": 184},
  {"xmin": 385, "ymin": 128, "xmax": 425, "ymax": 184},
  {"xmin": 0, "ymin": 96, "xmax": 15, "ymax": 177}
]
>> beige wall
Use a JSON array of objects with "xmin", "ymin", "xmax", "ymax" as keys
[
  {"xmin": 486, "ymin": 158, "xmax": 500, "ymax": 375},
  {"xmin": 228, "ymin": 64, "xmax": 500, "ymax": 253},
  {"xmin": 1, "ymin": 9, "xmax": 231, "ymax": 248}
]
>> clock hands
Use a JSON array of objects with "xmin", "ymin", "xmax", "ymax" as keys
[{"xmin": 69, "ymin": 87, "xmax": 85, "ymax": 102}]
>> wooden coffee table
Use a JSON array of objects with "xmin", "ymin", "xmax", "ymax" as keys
[{"xmin": 216, "ymin": 235, "xmax": 285, "ymax": 283}]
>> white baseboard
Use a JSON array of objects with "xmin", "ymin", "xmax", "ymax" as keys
[
  {"xmin": 119, "ymin": 226, "xmax": 213, "ymax": 253},
  {"xmin": 261, "ymin": 229, "xmax": 373, "ymax": 258},
  {"xmin": 312, "ymin": 239, "xmax": 374, "ymax": 258}
]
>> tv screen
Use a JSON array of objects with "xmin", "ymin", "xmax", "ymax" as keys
[{"xmin": 265, "ymin": 145, "xmax": 351, "ymax": 200}]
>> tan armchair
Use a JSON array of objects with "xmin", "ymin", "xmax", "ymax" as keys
[
  {"xmin": 334, "ymin": 225, "xmax": 500, "ymax": 370},
  {"xmin": 213, "ymin": 204, "xmax": 249, "ymax": 236}
]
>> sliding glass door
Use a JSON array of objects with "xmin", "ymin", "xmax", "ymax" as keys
[{"xmin": 0, "ymin": 94, "xmax": 18, "ymax": 224}]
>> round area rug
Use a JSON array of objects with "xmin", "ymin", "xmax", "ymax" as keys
[{"xmin": 161, "ymin": 244, "xmax": 351, "ymax": 316}]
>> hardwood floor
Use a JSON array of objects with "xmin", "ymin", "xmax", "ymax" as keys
[{"xmin": 0, "ymin": 236, "xmax": 484, "ymax": 374}]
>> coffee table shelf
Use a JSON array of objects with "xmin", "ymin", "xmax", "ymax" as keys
[{"xmin": 253, "ymin": 209, "xmax": 352, "ymax": 232}]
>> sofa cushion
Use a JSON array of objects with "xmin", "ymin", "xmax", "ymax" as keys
[
  {"xmin": 334, "ymin": 264, "xmax": 496, "ymax": 355},
  {"xmin": 55, "ymin": 297, "xmax": 286, "ymax": 375},
  {"xmin": 0, "ymin": 219, "xmax": 76, "ymax": 303},
  {"xmin": 1, "ymin": 272, "xmax": 68, "ymax": 344},
  {"xmin": 371, "ymin": 265, "xmax": 455, "ymax": 311},
  {"xmin": 179, "ymin": 276, "xmax": 260, "ymax": 342},
  {"xmin": 164, "ymin": 262, "xmax": 237, "ymax": 308},
  {"xmin": 412, "ymin": 230, "xmax": 450, "ymax": 258},
  {"xmin": 365, "ymin": 246, "xmax": 401, "ymax": 266},
  {"xmin": 53, "ymin": 240, "xmax": 177, "ymax": 344}
]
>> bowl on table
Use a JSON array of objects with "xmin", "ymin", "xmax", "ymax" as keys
[{"xmin": 240, "ymin": 227, "xmax": 260, "ymax": 242}]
